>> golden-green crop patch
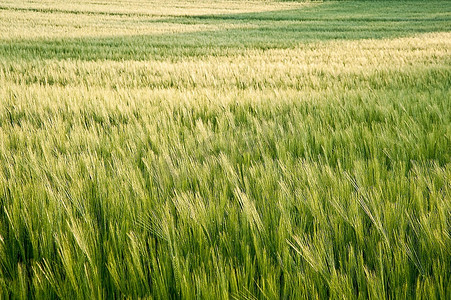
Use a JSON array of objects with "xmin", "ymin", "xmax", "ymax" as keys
[{"xmin": 0, "ymin": 1, "xmax": 450, "ymax": 298}]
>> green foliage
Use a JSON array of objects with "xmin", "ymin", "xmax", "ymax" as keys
[{"xmin": 0, "ymin": 0, "xmax": 450, "ymax": 299}]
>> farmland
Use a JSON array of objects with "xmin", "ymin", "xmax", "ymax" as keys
[{"xmin": 0, "ymin": 0, "xmax": 450, "ymax": 298}]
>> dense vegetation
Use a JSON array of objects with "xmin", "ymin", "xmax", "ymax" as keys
[{"xmin": 0, "ymin": 0, "xmax": 450, "ymax": 298}]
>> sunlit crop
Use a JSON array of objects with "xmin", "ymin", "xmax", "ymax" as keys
[{"xmin": 0, "ymin": 0, "xmax": 450, "ymax": 298}]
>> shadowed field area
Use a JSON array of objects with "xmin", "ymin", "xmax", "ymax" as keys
[
  {"xmin": 0, "ymin": 0, "xmax": 450, "ymax": 299},
  {"xmin": 1, "ymin": 0, "xmax": 450, "ymax": 60}
]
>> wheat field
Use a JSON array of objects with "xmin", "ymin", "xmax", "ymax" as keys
[{"xmin": 0, "ymin": 0, "xmax": 450, "ymax": 298}]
